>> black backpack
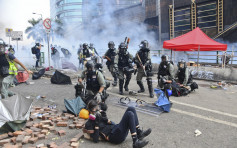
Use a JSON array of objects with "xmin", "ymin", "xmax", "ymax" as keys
[
  {"xmin": 190, "ymin": 82, "xmax": 198, "ymax": 91},
  {"xmin": 31, "ymin": 46, "xmax": 37, "ymax": 54}
]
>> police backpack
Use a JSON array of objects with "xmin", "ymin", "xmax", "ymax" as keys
[{"xmin": 31, "ymin": 46, "xmax": 37, "ymax": 54}]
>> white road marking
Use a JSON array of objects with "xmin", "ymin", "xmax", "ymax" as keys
[
  {"xmin": 172, "ymin": 108, "xmax": 237, "ymax": 128},
  {"xmin": 171, "ymin": 100, "xmax": 237, "ymax": 119},
  {"xmin": 108, "ymin": 92, "xmax": 237, "ymax": 128}
]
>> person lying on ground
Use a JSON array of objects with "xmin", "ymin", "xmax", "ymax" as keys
[{"xmin": 83, "ymin": 100, "xmax": 151, "ymax": 148}]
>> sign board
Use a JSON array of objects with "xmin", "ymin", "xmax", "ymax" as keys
[
  {"xmin": 11, "ymin": 31, "xmax": 23, "ymax": 41},
  {"xmin": 43, "ymin": 18, "xmax": 51, "ymax": 33},
  {"xmin": 5, "ymin": 28, "xmax": 13, "ymax": 37}
]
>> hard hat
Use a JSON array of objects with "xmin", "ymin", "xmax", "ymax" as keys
[{"xmin": 79, "ymin": 109, "xmax": 89, "ymax": 119}]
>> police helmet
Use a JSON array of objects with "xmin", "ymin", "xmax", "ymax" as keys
[
  {"xmin": 85, "ymin": 61, "xmax": 95, "ymax": 69},
  {"xmin": 83, "ymin": 43, "xmax": 88, "ymax": 49},
  {"xmin": 178, "ymin": 59, "xmax": 187, "ymax": 69},
  {"xmin": 89, "ymin": 43, "xmax": 94, "ymax": 48},
  {"xmin": 161, "ymin": 55, "xmax": 169, "ymax": 61},
  {"xmin": 108, "ymin": 41, "xmax": 115, "ymax": 49},
  {"xmin": 139, "ymin": 40, "xmax": 149, "ymax": 49},
  {"xmin": 119, "ymin": 42, "xmax": 127, "ymax": 54}
]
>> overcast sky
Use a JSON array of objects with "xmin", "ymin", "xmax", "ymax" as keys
[{"xmin": 0, "ymin": 0, "xmax": 50, "ymax": 45}]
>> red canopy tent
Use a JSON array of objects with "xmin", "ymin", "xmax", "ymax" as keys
[
  {"xmin": 163, "ymin": 27, "xmax": 227, "ymax": 51},
  {"xmin": 163, "ymin": 27, "xmax": 228, "ymax": 66}
]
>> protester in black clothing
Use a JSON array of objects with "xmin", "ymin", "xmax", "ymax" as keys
[
  {"xmin": 35, "ymin": 43, "xmax": 42, "ymax": 68},
  {"xmin": 84, "ymin": 100, "xmax": 151, "ymax": 148}
]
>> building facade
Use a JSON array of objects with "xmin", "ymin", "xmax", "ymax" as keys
[
  {"xmin": 50, "ymin": 0, "xmax": 143, "ymax": 24},
  {"xmin": 144, "ymin": 0, "xmax": 237, "ymax": 42}
]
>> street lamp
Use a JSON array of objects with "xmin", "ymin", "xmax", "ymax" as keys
[{"xmin": 32, "ymin": 12, "xmax": 43, "ymax": 19}]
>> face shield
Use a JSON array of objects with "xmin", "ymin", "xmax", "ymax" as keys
[{"xmin": 0, "ymin": 44, "xmax": 5, "ymax": 55}]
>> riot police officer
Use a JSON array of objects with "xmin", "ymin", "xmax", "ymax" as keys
[
  {"xmin": 78, "ymin": 61, "xmax": 106, "ymax": 102},
  {"xmin": 134, "ymin": 40, "xmax": 154, "ymax": 98},
  {"xmin": 82, "ymin": 43, "xmax": 91, "ymax": 59},
  {"xmin": 114, "ymin": 43, "xmax": 134, "ymax": 95},
  {"xmin": 176, "ymin": 59, "xmax": 191, "ymax": 86},
  {"xmin": 89, "ymin": 43, "xmax": 99, "ymax": 56},
  {"xmin": 157, "ymin": 55, "xmax": 175, "ymax": 100},
  {"xmin": 104, "ymin": 41, "xmax": 118, "ymax": 86}
]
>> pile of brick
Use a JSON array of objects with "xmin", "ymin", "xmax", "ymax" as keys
[{"xmin": 0, "ymin": 106, "xmax": 85, "ymax": 148}]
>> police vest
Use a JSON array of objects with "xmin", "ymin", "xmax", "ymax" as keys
[
  {"xmin": 106, "ymin": 49, "xmax": 117, "ymax": 63},
  {"xmin": 118, "ymin": 53, "xmax": 130, "ymax": 68},
  {"xmin": 86, "ymin": 70, "xmax": 100, "ymax": 92},
  {"xmin": 83, "ymin": 48, "xmax": 90, "ymax": 58},
  {"xmin": 137, "ymin": 50, "xmax": 149, "ymax": 65},
  {"xmin": 0, "ymin": 54, "xmax": 18, "ymax": 76},
  {"xmin": 158, "ymin": 62, "xmax": 170, "ymax": 77},
  {"xmin": 177, "ymin": 69, "xmax": 186, "ymax": 84}
]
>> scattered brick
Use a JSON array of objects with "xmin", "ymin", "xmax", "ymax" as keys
[
  {"xmin": 73, "ymin": 121, "xmax": 78, "ymax": 124},
  {"xmin": 69, "ymin": 115, "xmax": 75, "ymax": 119},
  {"xmin": 41, "ymin": 129, "xmax": 48, "ymax": 135},
  {"xmin": 58, "ymin": 142, "xmax": 70, "ymax": 148},
  {"xmin": 24, "ymin": 129, "xmax": 33, "ymax": 136},
  {"xmin": 69, "ymin": 124, "xmax": 75, "ymax": 129},
  {"xmin": 74, "ymin": 131, "xmax": 84, "ymax": 141},
  {"xmin": 22, "ymin": 136, "xmax": 31, "ymax": 144},
  {"xmin": 11, "ymin": 137, "xmax": 16, "ymax": 144},
  {"xmin": 73, "ymin": 117, "xmax": 78, "ymax": 121},
  {"xmin": 38, "ymin": 134, "xmax": 45, "ymax": 140},
  {"xmin": 30, "ymin": 127, "xmax": 41, "ymax": 132},
  {"xmin": 56, "ymin": 122, "xmax": 68, "ymax": 127},
  {"xmin": 34, "ymin": 107, "xmax": 41, "ymax": 110},
  {"xmin": 8, "ymin": 132, "xmax": 13, "ymax": 137},
  {"xmin": 42, "ymin": 125, "xmax": 50, "ymax": 129},
  {"xmin": 58, "ymin": 130, "xmax": 66, "ymax": 136},
  {"xmin": 28, "ymin": 137, "xmax": 38, "ymax": 144},
  {"xmin": 70, "ymin": 138, "xmax": 78, "ymax": 143},
  {"xmin": 0, "ymin": 133, "xmax": 8, "ymax": 140},
  {"xmin": 26, "ymin": 122, "xmax": 34, "ymax": 128},
  {"xmin": 30, "ymin": 115, "xmax": 37, "ymax": 121},
  {"xmin": 75, "ymin": 123, "xmax": 83, "ymax": 129},
  {"xmin": 13, "ymin": 131, "xmax": 25, "ymax": 137},
  {"xmin": 47, "ymin": 142, "xmax": 58, "ymax": 148},
  {"xmin": 71, "ymin": 142, "xmax": 79, "ymax": 148},
  {"xmin": 48, "ymin": 126, "xmax": 55, "ymax": 132},
  {"xmin": 32, "ymin": 123, "xmax": 39, "ymax": 128},
  {"xmin": 33, "ymin": 132, "xmax": 40, "ymax": 137},
  {"xmin": 40, "ymin": 120, "xmax": 51, "ymax": 125},
  {"xmin": 0, "ymin": 138, "xmax": 11, "ymax": 146},
  {"xmin": 16, "ymin": 135, "xmax": 25, "ymax": 143}
]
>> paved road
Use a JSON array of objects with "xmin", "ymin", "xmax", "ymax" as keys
[{"xmin": 10, "ymin": 70, "xmax": 237, "ymax": 148}]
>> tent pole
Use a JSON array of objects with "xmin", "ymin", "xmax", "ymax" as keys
[
  {"xmin": 221, "ymin": 51, "xmax": 223, "ymax": 69},
  {"xmin": 174, "ymin": 50, "xmax": 176, "ymax": 64},
  {"xmin": 171, "ymin": 49, "xmax": 173, "ymax": 61},
  {"xmin": 197, "ymin": 45, "xmax": 200, "ymax": 70},
  {"xmin": 224, "ymin": 51, "xmax": 226, "ymax": 69}
]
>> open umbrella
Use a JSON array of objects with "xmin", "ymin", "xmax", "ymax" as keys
[
  {"xmin": 64, "ymin": 97, "xmax": 86, "ymax": 116},
  {"xmin": 0, "ymin": 95, "xmax": 33, "ymax": 134},
  {"xmin": 154, "ymin": 88, "xmax": 171, "ymax": 112}
]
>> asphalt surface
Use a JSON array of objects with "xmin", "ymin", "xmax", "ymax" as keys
[{"xmin": 9, "ymin": 69, "xmax": 237, "ymax": 148}]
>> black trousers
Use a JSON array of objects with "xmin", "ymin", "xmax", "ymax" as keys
[
  {"xmin": 109, "ymin": 107, "xmax": 139, "ymax": 144},
  {"xmin": 36, "ymin": 52, "xmax": 41, "ymax": 67}
]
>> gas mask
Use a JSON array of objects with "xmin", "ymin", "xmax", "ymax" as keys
[
  {"xmin": 120, "ymin": 47, "xmax": 127, "ymax": 55},
  {"xmin": 0, "ymin": 45, "xmax": 5, "ymax": 55}
]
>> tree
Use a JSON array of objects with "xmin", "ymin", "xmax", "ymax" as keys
[{"xmin": 25, "ymin": 18, "xmax": 47, "ymax": 42}]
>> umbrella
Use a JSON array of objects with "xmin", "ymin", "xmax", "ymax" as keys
[
  {"xmin": 64, "ymin": 97, "xmax": 86, "ymax": 116},
  {"xmin": 51, "ymin": 70, "xmax": 72, "ymax": 85},
  {"xmin": 0, "ymin": 95, "xmax": 33, "ymax": 134},
  {"xmin": 32, "ymin": 68, "xmax": 45, "ymax": 80},
  {"xmin": 154, "ymin": 88, "xmax": 171, "ymax": 112}
]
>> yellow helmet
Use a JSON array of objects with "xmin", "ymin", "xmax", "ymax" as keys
[{"xmin": 79, "ymin": 109, "xmax": 89, "ymax": 119}]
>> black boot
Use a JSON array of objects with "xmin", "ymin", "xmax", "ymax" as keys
[
  {"xmin": 112, "ymin": 76, "xmax": 117, "ymax": 86},
  {"xmin": 133, "ymin": 139, "xmax": 149, "ymax": 148},
  {"xmin": 147, "ymin": 78, "xmax": 154, "ymax": 98},
  {"xmin": 137, "ymin": 128, "xmax": 152, "ymax": 140},
  {"xmin": 124, "ymin": 75, "xmax": 131, "ymax": 91},
  {"xmin": 137, "ymin": 81, "xmax": 145, "ymax": 93},
  {"xmin": 119, "ymin": 79, "xmax": 124, "ymax": 95}
]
